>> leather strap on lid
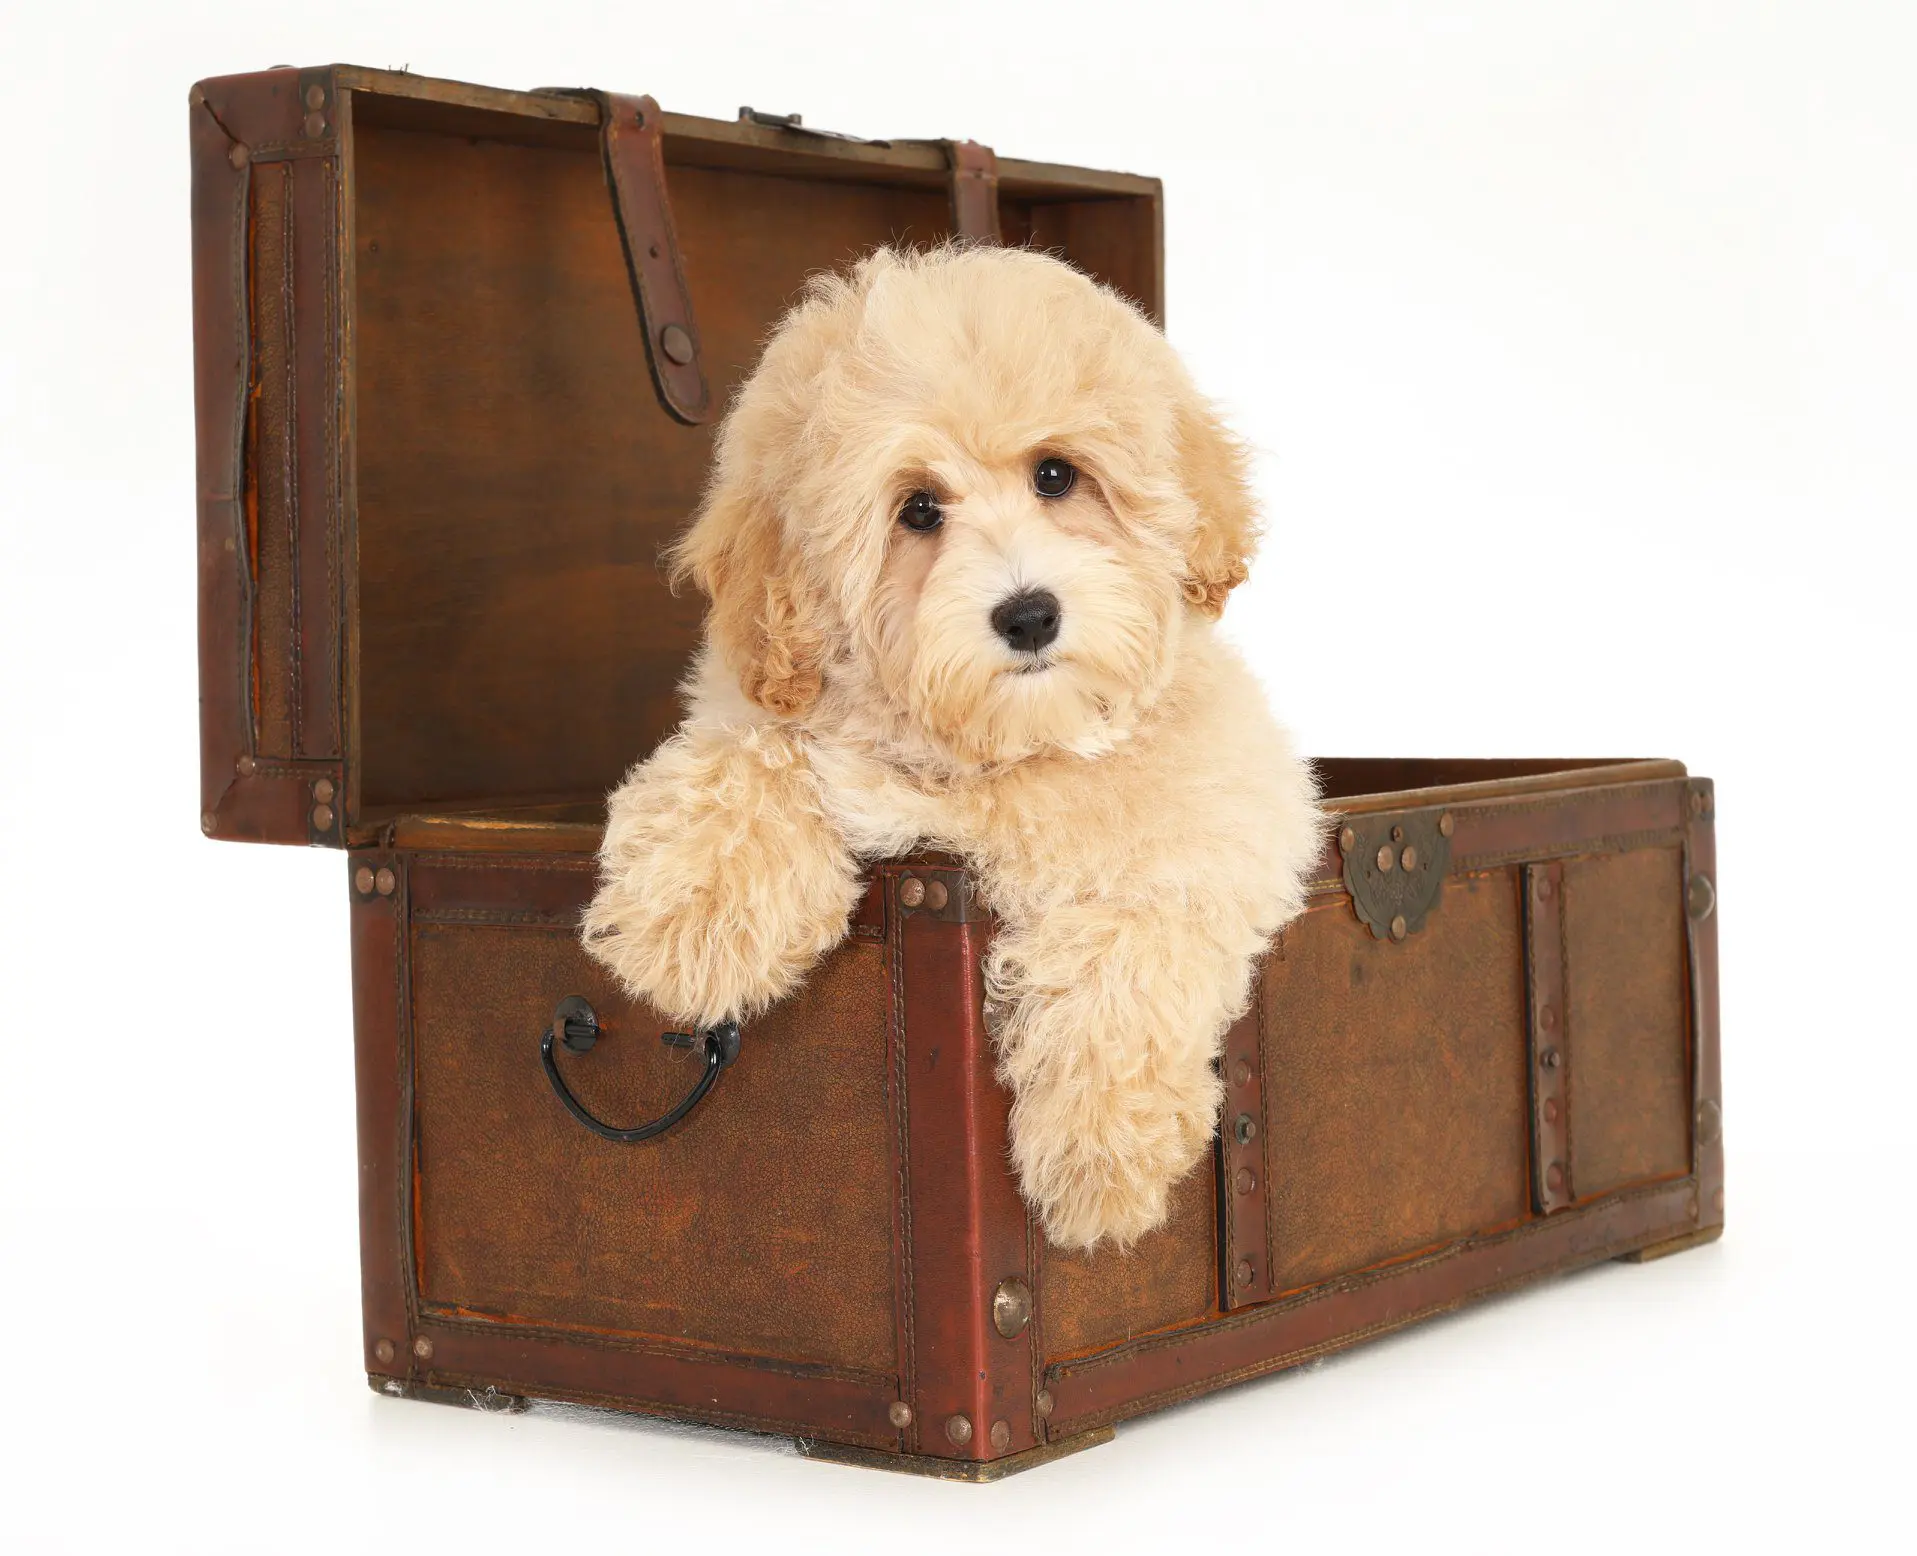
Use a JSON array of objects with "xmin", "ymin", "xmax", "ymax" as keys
[
  {"xmin": 592, "ymin": 91, "xmax": 712, "ymax": 424},
  {"xmin": 943, "ymin": 140, "xmax": 1001, "ymax": 243}
]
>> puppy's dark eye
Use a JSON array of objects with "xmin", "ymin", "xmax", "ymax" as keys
[
  {"xmin": 1033, "ymin": 457, "xmax": 1076, "ymax": 499},
  {"xmin": 898, "ymin": 490, "xmax": 943, "ymax": 532}
]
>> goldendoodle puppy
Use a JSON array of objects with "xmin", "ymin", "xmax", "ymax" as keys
[{"xmin": 584, "ymin": 244, "xmax": 1321, "ymax": 1250}]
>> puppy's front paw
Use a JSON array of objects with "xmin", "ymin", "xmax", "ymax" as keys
[
  {"xmin": 581, "ymin": 730, "xmax": 859, "ymax": 1025},
  {"xmin": 1007, "ymin": 1042, "xmax": 1221, "ymax": 1252}
]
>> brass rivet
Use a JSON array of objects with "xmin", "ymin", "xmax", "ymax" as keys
[
  {"xmin": 887, "ymin": 1400, "xmax": 913, "ymax": 1429},
  {"xmin": 1389, "ymin": 915, "xmax": 1407, "ymax": 941},
  {"xmin": 1400, "ymin": 845, "xmax": 1417, "ymax": 871},
  {"xmin": 1540, "ymin": 1004, "xmax": 1557, "ymax": 1031},
  {"xmin": 311, "ymin": 804, "xmax": 334, "ymax": 831},
  {"xmin": 1234, "ymin": 1059, "xmax": 1253, "ymax": 1086},
  {"xmin": 1235, "ymin": 1259, "xmax": 1254, "ymax": 1286},
  {"xmin": 303, "ymin": 112, "xmax": 326, "ymax": 137},
  {"xmin": 1234, "ymin": 1112, "xmax": 1257, "ymax": 1145},
  {"xmin": 945, "ymin": 1414, "xmax": 973, "ymax": 1446},
  {"xmin": 1687, "ymin": 1196, "xmax": 1700, "ymax": 1220},
  {"xmin": 313, "ymin": 777, "xmax": 335, "ymax": 804},
  {"xmin": 1545, "ymin": 1162, "xmax": 1565, "ymax": 1192},
  {"xmin": 1235, "ymin": 1167, "xmax": 1256, "ymax": 1195},
  {"xmin": 1438, "ymin": 812, "xmax": 1454, "ymax": 838},
  {"xmin": 925, "ymin": 879, "xmax": 949, "ymax": 911},
  {"xmin": 1391, "ymin": 825, "xmax": 1404, "ymax": 842},
  {"xmin": 304, "ymin": 83, "xmax": 325, "ymax": 109},
  {"xmin": 1543, "ymin": 1098, "xmax": 1561, "ymax": 1124},
  {"xmin": 659, "ymin": 323, "xmax": 695, "ymax": 364},
  {"xmin": 373, "ymin": 1338, "xmax": 395, "ymax": 1365},
  {"xmin": 1687, "ymin": 874, "xmax": 1716, "ymax": 921},
  {"xmin": 1338, "ymin": 825, "xmax": 1357, "ymax": 853},
  {"xmin": 236, "ymin": 754, "xmax": 258, "ymax": 776},
  {"xmin": 1695, "ymin": 1098, "xmax": 1722, "ymax": 1145},
  {"xmin": 411, "ymin": 1335, "xmax": 434, "ymax": 1361},
  {"xmin": 375, "ymin": 867, "xmax": 397, "ymax": 896},
  {"xmin": 226, "ymin": 142, "xmax": 249, "ymax": 169},
  {"xmin": 200, "ymin": 811, "xmax": 217, "ymax": 835},
  {"xmin": 989, "ymin": 1420, "xmax": 1012, "ymax": 1452},
  {"xmin": 1375, "ymin": 844, "xmax": 1395, "ymax": 873},
  {"xmin": 1712, "ymin": 1187, "xmax": 1725, "ymax": 1214},
  {"xmin": 1540, "ymin": 1047, "xmax": 1560, "ymax": 1069},
  {"xmin": 1690, "ymin": 790, "xmax": 1706, "ymax": 817},
  {"xmin": 354, "ymin": 866, "xmax": 375, "ymax": 895},
  {"xmin": 1035, "ymin": 1388, "xmax": 1055, "ymax": 1418},
  {"xmin": 899, "ymin": 877, "xmax": 926, "ymax": 908},
  {"xmin": 992, "ymin": 1277, "xmax": 1033, "ymax": 1339}
]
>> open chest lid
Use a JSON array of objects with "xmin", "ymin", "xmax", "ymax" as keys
[{"xmin": 189, "ymin": 64, "xmax": 1165, "ymax": 847}]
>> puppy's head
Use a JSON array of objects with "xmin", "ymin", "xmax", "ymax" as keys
[{"xmin": 672, "ymin": 245, "xmax": 1257, "ymax": 766}]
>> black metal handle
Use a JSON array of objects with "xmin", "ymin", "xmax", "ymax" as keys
[{"xmin": 539, "ymin": 995, "xmax": 740, "ymax": 1143}]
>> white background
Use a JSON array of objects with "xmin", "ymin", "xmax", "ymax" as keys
[{"xmin": 2, "ymin": 2, "xmax": 1911, "ymax": 1549}]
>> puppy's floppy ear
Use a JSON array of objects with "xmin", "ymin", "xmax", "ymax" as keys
[
  {"xmin": 669, "ymin": 460, "xmax": 826, "ymax": 719},
  {"xmin": 1171, "ymin": 385, "xmax": 1260, "ymax": 618}
]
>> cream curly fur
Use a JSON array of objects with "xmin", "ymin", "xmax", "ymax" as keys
[{"xmin": 584, "ymin": 245, "xmax": 1322, "ymax": 1250}]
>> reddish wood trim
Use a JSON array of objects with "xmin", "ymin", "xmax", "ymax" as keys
[
  {"xmin": 1046, "ymin": 1177, "xmax": 1700, "ymax": 1432},
  {"xmin": 890, "ymin": 864, "xmax": 1038, "ymax": 1464},
  {"xmin": 1686, "ymin": 781, "xmax": 1725, "ymax": 1235},
  {"xmin": 1217, "ymin": 999, "xmax": 1274, "ymax": 1307},
  {"xmin": 412, "ymin": 1332, "xmax": 898, "ymax": 1449},
  {"xmin": 349, "ymin": 850, "xmax": 413, "ymax": 1380},
  {"xmin": 1328, "ymin": 759, "xmax": 1687, "ymax": 819},
  {"xmin": 1525, "ymin": 860, "xmax": 1574, "ymax": 1212}
]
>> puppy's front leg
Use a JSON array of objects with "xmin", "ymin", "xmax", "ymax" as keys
[
  {"xmin": 988, "ymin": 899, "xmax": 1256, "ymax": 1251},
  {"xmin": 583, "ymin": 723, "xmax": 861, "ymax": 1026}
]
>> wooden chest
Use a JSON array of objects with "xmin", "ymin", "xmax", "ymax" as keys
[{"xmin": 190, "ymin": 65, "xmax": 1724, "ymax": 1479}]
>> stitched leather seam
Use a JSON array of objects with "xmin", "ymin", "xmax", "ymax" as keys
[
  {"xmin": 1050, "ymin": 1175, "xmax": 1692, "ymax": 1379},
  {"xmin": 412, "ymin": 1315, "xmax": 894, "ymax": 1386},
  {"xmin": 406, "ymin": 854, "xmax": 597, "ymax": 874},
  {"xmin": 1450, "ymin": 782, "xmax": 1680, "ymax": 822},
  {"xmin": 1457, "ymin": 827, "xmax": 1686, "ymax": 872},
  {"xmin": 1053, "ymin": 1229, "xmax": 1670, "ymax": 1431},
  {"xmin": 420, "ymin": 1370, "xmax": 891, "ymax": 1447},
  {"xmin": 321, "ymin": 153, "xmax": 341, "ymax": 757},
  {"xmin": 888, "ymin": 869, "xmax": 916, "ymax": 1439},
  {"xmin": 284, "ymin": 162, "xmax": 302, "ymax": 752}
]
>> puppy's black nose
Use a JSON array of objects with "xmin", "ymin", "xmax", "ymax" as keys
[{"xmin": 991, "ymin": 589, "xmax": 1062, "ymax": 654}]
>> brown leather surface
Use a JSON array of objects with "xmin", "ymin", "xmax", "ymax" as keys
[
  {"xmin": 348, "ymin": 852, "xmax": 413, "ymax": 1378},
  {"xmin": 192, "ymin": 69, "xmax": 348, "ymax": 843},
  {"xmin": 1525, "ymin": 860, "xmax": 1574, "ymax": 1212},
  {"xmin": 410, "ymin": 913, "xmax": 896, "ymax": 1374},
  {"xmin": 889, "ymin": 865, "xmax": 1039, "ymax": 1462},
  {"xmin": 198, "ymin": 71, "xmax": 1165, "ymax": 832},
  {"xmin": 1039, "ymin": 1166, "xmax": 1217, "ymax": 1359},
  {"xmin": 1451, "ymin": 778, "xmax": 1687, "ymax": 869},
  {"xmin": 1046, "ymin": 1176, "xmax": 1700, "ymax": 1433},
  {"xmin": 1687, "ymin": 782, "xmax": 1725, "ymax": 1234},
  {"xmin": 1013, "ymin": 195, "xmax": 1162, "ymax": 323},
  {"xmin": 1217, "ymin": 1001, "xmax": 1273, "ymax": 1306},
  {"xmin": 1262, "ymin": 872, "xmax": 1530, "ymax": 1293},
  {"xmin": 250, "ymin": 157, "xmax": 295, "ymax": 752},
  {"xmin": 594, "ymin": 91, "xmax": 711, "ymax": 424},
  {"xmin": 413, "ymin": 1326, "xmax": 898, "ymax": 1449},
  {"xmin": 943, "ymin": 140, "xmax": 1001, "ymax": 241},
  {"xmin": 1565, "ymin": 846, "xmax": 1692, "ymax": 1198}
]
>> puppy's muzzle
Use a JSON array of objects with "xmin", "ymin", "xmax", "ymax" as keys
[{"xmin": 991, "ymin": 588, "xmax": 1062, "ymax": 655}]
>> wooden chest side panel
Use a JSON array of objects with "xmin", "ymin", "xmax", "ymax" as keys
[
  {"xmin": 1039, "ymin": 1167, "xmax": 1217, "ymax": 1359},
  {"xmin": 1262, "ymin": 871, "xmax": 1531, "ymax": 1292},
  {"xmin": 1565, "ymin": 846, "xmax": 1692, "ymax": 1198},
  {"xmin": 409, "ymin": 920, "xmax": 897, "ymax": 1375}
]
